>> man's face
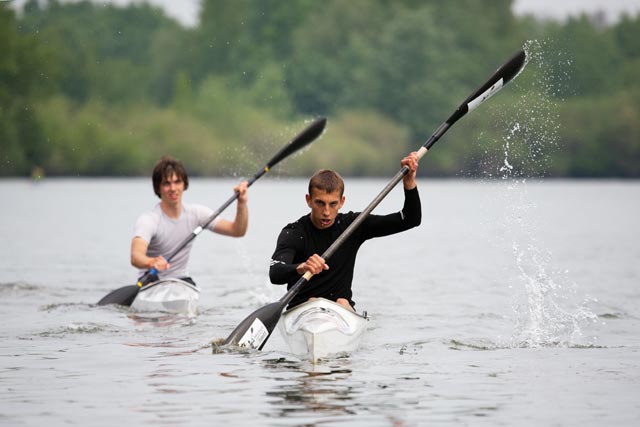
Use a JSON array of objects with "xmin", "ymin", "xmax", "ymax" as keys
[
  {"xmin": 160, "ymin": 172, "xmax": 184, "ymax": 206},
  {"xmin": 306, "ymin": 189, "xmax": 345, "ymax": 229}
]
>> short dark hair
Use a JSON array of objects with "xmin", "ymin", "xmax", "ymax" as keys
[
  {"xmin": 152, "ymin": 156, "xmax": 189, "ymax": 198},
  {"xmin": 308, "ymin": 169, "xmax": 344, "ymax": 197}
]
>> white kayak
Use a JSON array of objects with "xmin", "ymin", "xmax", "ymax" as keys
[
  {"xmin": 277, "ymin": 297, "xmax": 369, "ymax": 363},
  {"xmin": 130, "ymin": 278, "xmax": 199, "ymax": 316}
]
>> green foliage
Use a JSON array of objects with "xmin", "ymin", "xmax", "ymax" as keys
[
  {"xmin": 195, "ymin": 0, "xmax": 318, "ymax": 82},
  {"xmin": 366, "ymin": 5, "xmax": 461, "ymax": 137},
  {"xmin": 291, "ymin": 110, "xmax": 411, "ymax": 176},
  {"xmin": 556, "ymin": 90, "xmax": 640, "ymax": 177},
  {"xmin": 1, "ymin": 0, "xmax": 639, "ymax": 177},
  {"xmin": 612, "ymin": 14, "xmax": 640, "ymax": 59},
  {"xmin": 17, "ymin": 0, "xmax": 184, "ymax": 104},
  {"xmin": 286, "ymin": 0, "xmax": 389, "ymax": 113},
  {"xmin": 0, "ymin": 4, "xmax": 55, "ymax": 175},
  {"xmin": 545, "ymin": 16, "xmax": 624, "ymax": 98}
]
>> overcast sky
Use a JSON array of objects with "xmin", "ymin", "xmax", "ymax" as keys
[{"xmin": 9, "ymin": 0, "xmax": 640, "ymax": 27}]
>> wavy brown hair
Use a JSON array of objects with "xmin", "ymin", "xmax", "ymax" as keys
[{"xmin": 152, "ymin": 156, "xmax": 189, "ymax": 198}]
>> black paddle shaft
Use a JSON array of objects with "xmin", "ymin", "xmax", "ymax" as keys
[{"xmin": 224, "ymin": 49, "xmax": 528, "ymax": 350}]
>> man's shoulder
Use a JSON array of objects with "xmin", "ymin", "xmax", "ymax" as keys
[
  {"xmin": 337, "ymin": 211, "xmax": 359, "ymax": 223},
  {"xmin": 134, "ymin": 204, "xmax": 161, "ymax": 236},
  {"xmin": 137, "ymin": 204, "xmax": 162, "ymax": 221},
  {"xmin": 182, "ymin": 202, "xmax": 213, "ymax": 219},
  {"xmin": 182, "ymin": 202, "xmax": 207, "ymax": 213},
  {"xmin": 283, "ymin": 215, "xmax": 307, "ymax": 229},
  {"xmin": 182, "ymin": 201, "xmax": 200, "ymax": 208}
]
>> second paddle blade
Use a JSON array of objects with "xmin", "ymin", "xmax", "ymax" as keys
[
  {"xmin": 224, "ymin": 301, "xmax": 285, "ymax": 350},
  {"xmin": 97, "ymin": 284, "xmax": 139, "ymax": 306}
]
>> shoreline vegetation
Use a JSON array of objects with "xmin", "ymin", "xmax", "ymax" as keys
[{"xmin": 2, "ymin": 0, "xmax": 639, "ymax": 178}]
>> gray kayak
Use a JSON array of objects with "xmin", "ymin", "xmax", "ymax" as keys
[{"xmin": 130, "ymin": 278, "xmax": 200, "ymax": 316}]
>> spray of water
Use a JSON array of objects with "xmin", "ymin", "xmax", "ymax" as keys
[{"xmin": 481, "ymin": 40, "xmax": 597, "ymax": 347}]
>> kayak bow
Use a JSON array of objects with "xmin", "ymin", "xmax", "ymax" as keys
[
  {"xmin": 130, "ymin": 278, "xmax": 200, "ymax": 316},
  {"xmin": 278, "ymin": 298, "xmax": 369, "ymax": 363}
]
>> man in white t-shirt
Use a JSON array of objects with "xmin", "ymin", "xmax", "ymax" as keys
[{"xmin": 131, "ymin": 156, "xmax": 249, "ymax": 284}]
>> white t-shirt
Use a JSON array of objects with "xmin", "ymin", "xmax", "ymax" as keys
[{"xmin": 133, "ymin": 203, "xmax": 219, "ymax": 280}]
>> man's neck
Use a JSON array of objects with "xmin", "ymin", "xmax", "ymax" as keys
[{"xmin": 160, "ymin": 201, "xmax": 182, "ymax": 219}]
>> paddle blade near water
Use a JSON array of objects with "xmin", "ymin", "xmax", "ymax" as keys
[
  {"xmin": 224, "ymin": 301, "xmax": 285, "ymax": 350},
  {"xmin": 97, "ymin": 270, "xmax": 156, "ymax": 306},
  {"xmin": 96, "ymin": 284, "xmax": 139, "ymax": 306}
]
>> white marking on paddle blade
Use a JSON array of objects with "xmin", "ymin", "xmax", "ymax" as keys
[
  {"xmin": 468, "ymin": 78, "xmax": 504, "ymax": 112},
  {"xmin": 238, "ymin": 318, "xmax": 269, "ymax": 349}
]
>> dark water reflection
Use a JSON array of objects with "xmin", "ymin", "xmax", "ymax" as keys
[{"xmin": 263, "ymin": 357, "xmax": 358, "ymax": 420}]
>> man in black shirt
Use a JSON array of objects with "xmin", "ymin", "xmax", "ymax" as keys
[{"xmin": 269, "ymin": 152, "xmax": 422, "ymax": 311}]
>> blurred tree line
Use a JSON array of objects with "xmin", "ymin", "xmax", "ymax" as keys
[{"xmin": 1, "ymin": 0, "xmax": 638, "ymax": 177}]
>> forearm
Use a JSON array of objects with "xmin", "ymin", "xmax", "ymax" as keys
[
  {"xmin": 132, "ymin": 251, "xmax": 166, "ymax": 270},
  {"xmin": 269, "ymin": 261, "xmax": 300, "ymax": 284},
  {"xmin": 403, "ymin": 175, "xmax": 417, "ymax": 190},
  {"xmin": 230, "ymin": 180, "xmax": 248, "ymax": 236},
  {"xmin": 270, "ymin": 224, "xmax": 306, "ymax": 284},
  {"xmin": 214, "ymin": 201, "xmax": 248, "ymax": 237},
  {"xmin": 131, "ymin": 238, "xmax": 151, "ymax": 269},
  {"xmin": 131, "ymin": 252, "xmax": 147, "ymax": 269},
  {"xmin": 401, "ymin": 186, "xmax": 422, "ymax": 227},
  {"xmin": 401, "ymin": 151, "xmax": 419, "ymax": 190},
  {"xmin": 131, "ymin": 237, "xmax": 168, "ymax": 270},
  {"xmin": 231, "ymin": 200, "xmax": 249, "ymax": 236}
]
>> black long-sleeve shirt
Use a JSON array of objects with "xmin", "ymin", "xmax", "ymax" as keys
[{"xmin": 269, "ymin": 187, "xmax": 421, "ymax": 309}]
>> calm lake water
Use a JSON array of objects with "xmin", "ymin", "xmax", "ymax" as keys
[{"xmin": 1, "ymin": 177, "xmax": 638, "ymax": 426}]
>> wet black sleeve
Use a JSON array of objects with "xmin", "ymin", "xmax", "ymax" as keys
[
  {"xmin": 269, "ymin": 224, "xmax": 304, "ymax": 285},
  {"xmin": 361, "ymin": 186, "xmax": 422, "ymax": 240}
]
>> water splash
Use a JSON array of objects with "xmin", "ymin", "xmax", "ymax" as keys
[
  {"xmin": 508, "ymin": 214, "xmax": 598, "ymax": 348},
  {"xmin": 480, "ymin": 41, "xmax": 598, "ymax": 347}
]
